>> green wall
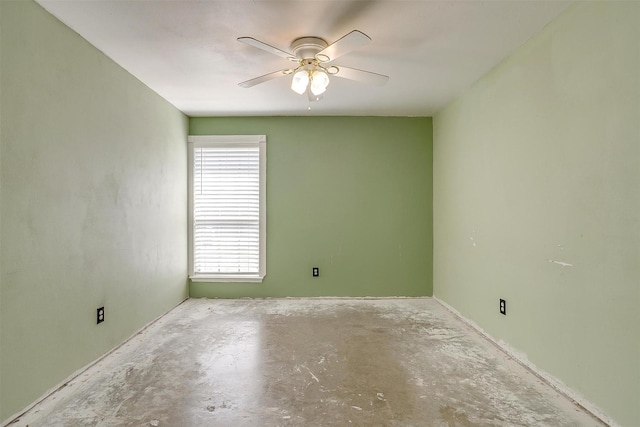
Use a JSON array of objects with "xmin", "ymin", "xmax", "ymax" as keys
[
  {"xmin": 190, "ymin": 117, "xmax": 433, "ymax": 298},
  {"xmin": 433, "ymin": 2, "xmax": 639, "ymax": 426},
  {"xmin": 0, "ymin": 1, "xmax": 188, "ymax": 420}
]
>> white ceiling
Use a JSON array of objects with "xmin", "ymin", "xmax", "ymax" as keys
[{"xmin": 36, "ymin": 0, "xmax": 571, "ymax": 117}]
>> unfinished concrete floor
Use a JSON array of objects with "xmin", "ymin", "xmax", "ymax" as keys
[{"xmin": 14, "ymin": 298, "xmax": 603, "ymax": 426}]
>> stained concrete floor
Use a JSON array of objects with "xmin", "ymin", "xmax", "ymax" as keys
[{"xmin": 14, "ymin": 298, "xmax": 603, "ymax": 427}]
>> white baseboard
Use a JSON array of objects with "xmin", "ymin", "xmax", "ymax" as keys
[
  {"xmin": 1, "ymin": 297, "xmax": 189, "ymax": 427},
  {"xmin": 4, "ymin": 296, "xmax": 616, "ymax": 426},
  {"xmin": 434, "ymin": 296, "xmax": 617, "ymax": 427}
]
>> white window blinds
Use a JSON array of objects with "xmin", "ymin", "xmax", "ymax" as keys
[{"xmin": 188, "ymin": 135, "xmax": 266, "ymax": 282}]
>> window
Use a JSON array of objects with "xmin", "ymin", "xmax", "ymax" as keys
[{"xmin": 188, "ymin": 135, "xmax": 266, "ymax": 282}]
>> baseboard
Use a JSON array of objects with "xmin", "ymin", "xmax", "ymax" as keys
[
  {"xmin": 6, "ymin": 296, "xmax": 613, "ymax": 426},
  {"xmin": 1, "ymin": 297, "xmax": 189, "ymax": 427},
  {"xmin": 433, "ymin": 296, "xmax": 617, "ymax": 427},
  {"xmin": 198, "ymin": 295, "xmax": 434, "ymax": 300}
]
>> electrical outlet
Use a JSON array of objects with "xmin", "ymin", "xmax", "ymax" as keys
[
  {"xmin": 97, "ymin": 307, "xmax": 105, "ymax": 324},
  {"xmin": 312, "ymin": 267, "xmax": 319, "ymax": 277},
  {"xmin": 499, "ymin": 299, "xmax": 506, "ymax": 315}
]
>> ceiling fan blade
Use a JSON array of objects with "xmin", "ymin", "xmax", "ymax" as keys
[
  {"xmin": 333, "ymin": 66, "xmax": 389, "ymax": 86},
  {"xmin": 316, "ymin": 30, "xmax": 371, "ymax": 62},
  {"xmin": 238, "ymin": 37, "xmax": 296, "ymax": 61},
  {"xmin": 238, "ymin": 70, "xmax": 290, "ymax": 88}
]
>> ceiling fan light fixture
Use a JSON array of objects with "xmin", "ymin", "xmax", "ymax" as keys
[
  {"xmin": 291, "ymin": 70, "xmax": 309, "ymax": 95},
  {"xmin": 310, "ymin": 70, "xmax": 330, "ymax": 96}
]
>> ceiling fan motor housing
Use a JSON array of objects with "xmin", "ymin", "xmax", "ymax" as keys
[{"xmin": 290, "ymin": 37, "xmax": 328, "ymax": 60}]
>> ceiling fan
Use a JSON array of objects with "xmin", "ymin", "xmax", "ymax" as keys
[{"xmin": 238, "ymin": 30, "xmax": 389, "ymax": 102}]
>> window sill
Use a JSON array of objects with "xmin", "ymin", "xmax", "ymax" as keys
[{"xmin": 189, "ymin": 274, "xmax": 264, "ymax": 283}]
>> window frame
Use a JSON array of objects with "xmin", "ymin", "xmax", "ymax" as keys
[{"xmin": 187, "ymin": 135, "xmax": 266, "ymax": 283}]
